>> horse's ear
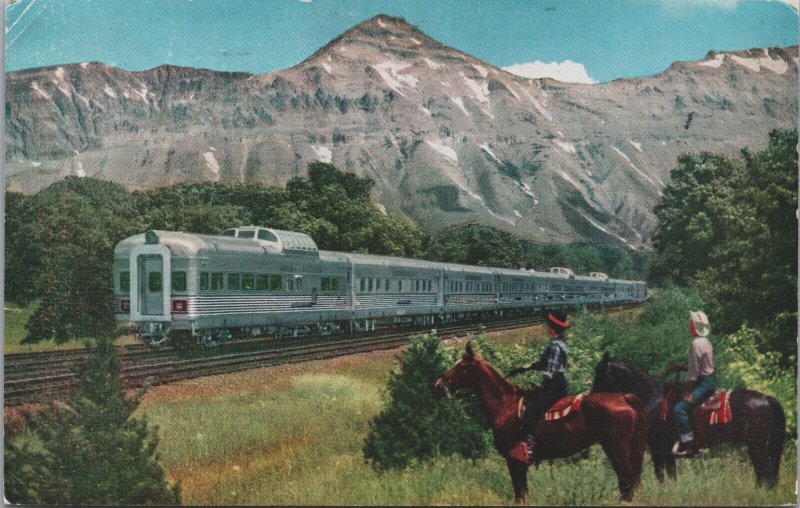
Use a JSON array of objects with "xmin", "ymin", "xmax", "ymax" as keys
[
  {"xmin": 602, "ymin": 351, "xmax": 610, "ymax": 363},
  {"xmin": 464, "ymin": 341, "xmax": 475, "ymax": 358}
]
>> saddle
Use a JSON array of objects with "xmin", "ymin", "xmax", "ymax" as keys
[
  {"xmin": 518, "ymin": 393, "xmax": 585, "ymax": 422},
  {"xmin": 660, "ymin": 388, "xmax": 733, "ymax": 425}
]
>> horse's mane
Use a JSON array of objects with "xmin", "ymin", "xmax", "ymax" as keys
[
  {"xmin": 607, "ymin": 359, "xmax": 664, "ymax": 404},
  {"xmin": 473, "ymin": 355, "xmax": 527, "ymax": 396}
]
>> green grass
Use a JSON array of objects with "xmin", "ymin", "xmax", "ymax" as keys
[
  {"xmin": 138, "ymin": 343, "xmax": 797, "ymax": 506},
  {"xmin": 3, "ymin": 302, "xmax": 136, "ymax": 353}
]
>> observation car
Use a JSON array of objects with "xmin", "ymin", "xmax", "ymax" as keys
[{"xmin": 114, "ymin": 226, "xmax": 647, "ymax": 348}]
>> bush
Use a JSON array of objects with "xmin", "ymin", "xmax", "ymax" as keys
[
  {"xmin": 715, "ymin": 327, "xmax": 797, "ymax": 437},
  {"xmin": 4, "ymin": 337, "xmax": 180, "ymax": 505},
  {"xmin": 567, "ymin": 288, "xmax": 796, "ymax": 437},
  {"xmin": 363, "ymin": 333, "xmax": 491, "ymax": 469},
  {"xmin": 568, "ymin": 286, "xmax": 706, "ymax": 390}
]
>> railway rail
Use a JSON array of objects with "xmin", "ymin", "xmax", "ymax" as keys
[{"xmin": 4, "ymin": 305, "xmax": 637, "ymax": 406}]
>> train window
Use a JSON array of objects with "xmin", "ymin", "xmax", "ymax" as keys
[
  {"xmin": 257, "ymin": 229, "xmax": 278, "ymax": 242},
  {"xmin": 228, "ymin": 273, "xmax": 240, "ymax": 290},
  {"xmin": 295, "ymin": 278, "xmax": 303, "ymax": 291},
  {"xmin": 360, "ymin": 278, "xmax": 366, "ymax": 292},
  {"xmin": 237, "ymin": 230, "xmax": 255, "ymax": 239},
  {"xmin": 331, "ymin": 278, "xmax": 340, "ymax": 291},
  {"xmin": 368, "ymin": 278, "xmax": 373, "ymax": 292},
  {"xmin": 119, "ymin": 272, "xmax": 130, "ymax": 293},
  {"xmin": 321, "ymin": 277, "xmax": 330, "ymax": 291},
  {"xmin": 211, "ymin": 273, "xmax": 224, "ymax": 290},
  {"xmin": 200, "ymin": 272, "xmax": 209, "ymax": 290},
  {"xmin": 269, "ymin": 274, "xmax": 281, "ymax": 291},
  {"xmin": 148, "ymin": 272, "xmax": 162, "ymax": 292},
  {"xmin": 221, "ymin": 229, "xmax": 236, "ymax": 237},
  {"xmin": 256, "ymin": 274, "xmax": 269, "ymax": 291},
  {"xmin": 241, "ymin": 274, "xmax": 254, "ymax": 290},
  {"xmin": 414, "ymin": 280, "xmax": 419, "ymax": 292},
  {"xmin": 287, "ymin": 279, "xmax": 294, "ymax": 291},
  {"xmin": 172, "ymin": 271, "xmax": 187, "ymax": 292},
  {"xmin": 385, "ymin": 279, "xmax": 390, "ymax": 291}
]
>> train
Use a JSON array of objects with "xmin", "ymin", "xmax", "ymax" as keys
[{"xmin": 113, "ymin": 226, "xmax": 648, "ymax": 348}]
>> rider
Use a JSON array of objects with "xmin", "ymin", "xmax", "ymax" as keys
[
  {"xmin": 668, "ymin": 310, "xmax": 716, "ymax": 457},
  {"xmin": 507, "ymin": 309, "xmax": 570, "ymax": 461}
]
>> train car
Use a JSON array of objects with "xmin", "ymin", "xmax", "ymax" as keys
[{"xmin": 114, "ymin": 225, "xmax": 647, "ymax": 348}]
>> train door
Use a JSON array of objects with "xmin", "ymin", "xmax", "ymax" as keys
[
  {"xmin": 138, "ymin": 254, "xmax": 164, "ymax": 315},
  {"xmin": 129, "ymin": 243, "xmax": 171, "ymax": 322}
]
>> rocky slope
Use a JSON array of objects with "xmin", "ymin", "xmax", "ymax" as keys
[{"xmin": 5, "ymin": 15, "xmax": 798, "ymax": 246}]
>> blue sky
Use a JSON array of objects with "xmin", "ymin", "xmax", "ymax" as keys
[{"xmin": 5, "ymin": 0, "xmax": 798, "ymax": 82}]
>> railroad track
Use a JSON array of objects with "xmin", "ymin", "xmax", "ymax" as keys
[{"xmin": 4, "ymin": 304, "xmax": 639, "ymax": 406}]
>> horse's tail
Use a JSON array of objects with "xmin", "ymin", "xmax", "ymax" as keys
[
  {"xmin": 623, "ymin": 393, "xmax": 648, "ymax": 486},
  {"xmin": 764, "ymin": 395, "xmax": 786, "ymax": 487}
]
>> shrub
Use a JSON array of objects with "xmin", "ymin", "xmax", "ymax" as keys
[
  {"xmin": 715, "ymin": 327, "xmax": 797, "ymax": 437},
  {"xmin": 568, "ymin": 285, "xmax": 705, "ymax": 389},
  {"xmin": 4, "ymin": 337, "xmax": 180, "ymax": 505},
  {"xmin": 363, "ymin": 333, "xmax": 491, "ymax": 470}
]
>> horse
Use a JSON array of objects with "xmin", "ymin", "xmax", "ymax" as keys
[
  {"xmin": 433, "ymin": 342, "xmax": 648, "ymax": 503},
  {"xmin": 592, "ymin": 352, "xmax": 786, "ymax": 488}
]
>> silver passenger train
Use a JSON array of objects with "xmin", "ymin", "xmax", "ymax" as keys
[{"xmin": 114, "ymin": 226, "xmax": 647, "ymax": 348}]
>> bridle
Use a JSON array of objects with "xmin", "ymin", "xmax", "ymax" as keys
[{"xmin": 434, "ymin": 377, "xmax": 476, "ymax": 402}]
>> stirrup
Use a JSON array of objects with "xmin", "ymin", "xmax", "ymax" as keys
[{"xmin": 672, "ymin": 440, "xmax": 696, "ymax": 458}]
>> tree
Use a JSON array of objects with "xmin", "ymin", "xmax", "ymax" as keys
[
  {"xmin": 4, "ymin": 337, "xmax": 180, "ymax": 505},
  {"xmin": 5, "ymin": 191, "xmax": 40, "ymax": 305},
  {"xmin": 651, "ymin": 130, "xmax": 798, "ymax": 357},
  {"xmin": 363, "ymin": 333, "xmax": 491, "ymax": 469},
  {"xmin": 23, "ymin": 178, "xmax": 141, "ymax": 343},
  {"xmin": 425, "ymin": 222, "xmax": 526, "ymax": 268},
  {"xmin": 144, "ymin": 203, "xmax": 251, "ymax": 234}
]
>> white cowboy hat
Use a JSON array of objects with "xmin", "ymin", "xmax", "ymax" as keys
[{"xmin": 689, "ymin": 310, "xmax": 710, "ymax": 337}]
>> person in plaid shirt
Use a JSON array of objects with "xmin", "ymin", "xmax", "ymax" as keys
[{"xmin": 507, "ymin": 309, "xmax": 570, "ymax": 463}]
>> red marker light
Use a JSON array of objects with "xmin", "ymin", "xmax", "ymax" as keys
[{"xmin": 120, "ymin": 299, "xmax": 130, "ymax": 313}]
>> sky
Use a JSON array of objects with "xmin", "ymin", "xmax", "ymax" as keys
[{"xmin": 5, "ymin": 0, "xmax": 798, "ymax": 83}]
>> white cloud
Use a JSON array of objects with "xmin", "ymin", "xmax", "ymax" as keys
[{"xmin": 502, "ymin": 60, "xmax": 597, "ymax": 84}]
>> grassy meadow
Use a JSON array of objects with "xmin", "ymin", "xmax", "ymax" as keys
[
  {"xmin": 4, "ymin": 302, "xmax": 139, "ymax": 353},
  {"xmin": 136, "ymin": 327, "xmax": 797, "ymax": 506}
]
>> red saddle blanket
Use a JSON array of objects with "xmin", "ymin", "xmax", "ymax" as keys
[
  {"xmin": 543, "ymin": 393, "xmax": 585, "ymax": 421},
  {"xmin": 660, "ymin": 388, "xmax": 733, "ymax": 425}
]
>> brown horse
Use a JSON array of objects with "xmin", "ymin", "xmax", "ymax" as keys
[
  {"xmin": 433, "ymin": 342, "xmax": 648, "ymax": 503},
  {"xmin": 592, "ymin": 353, "xmax": 786, "ymax": 487}
]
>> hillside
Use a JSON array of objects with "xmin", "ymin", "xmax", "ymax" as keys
[{"xmin": 5, "ymin": 15, "xmax": 797, "ymax": 245}]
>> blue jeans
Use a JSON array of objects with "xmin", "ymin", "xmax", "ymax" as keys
[
  {"xmin": 522, "ymin": 372, "xmax": 567, "ymax": 437},
  {"xmin": 673, "ymin": 374, "xmax": 716, "ymax": 442}
]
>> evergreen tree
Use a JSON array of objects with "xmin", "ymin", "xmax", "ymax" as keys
[
  {"xmin": 363, "ymin": 333, "xmax": 491, "ymax": 469},
  {"xmin": 4, "ymin": 337, "xmax": 180, "ymax": 505}
]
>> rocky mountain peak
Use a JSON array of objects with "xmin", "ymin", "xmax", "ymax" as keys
[{"xmin": 4, "ymin": 18, "xmax": 797, "ymax": 248}]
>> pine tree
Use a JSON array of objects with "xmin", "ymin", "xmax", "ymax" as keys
[
  {"xmin": 362, "ymin": 333, "xmax": 491, "ymax": 469},
  {"xmin": 4, "ymin": 337, "xmax": 180, "ymax": 505}
]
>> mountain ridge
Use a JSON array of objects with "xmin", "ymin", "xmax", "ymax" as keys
[{"xmin": 5, "ymin": 14, "xmax": 797, "ymax": 247}]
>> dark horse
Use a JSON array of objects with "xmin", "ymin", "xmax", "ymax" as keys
[
  {"xmin": 433, "ymin": 343, "xmax": 648, "ymax": 503},
  {"xmin": 592, "ymin": 352, "xmax": 786, "ymax": 488}
]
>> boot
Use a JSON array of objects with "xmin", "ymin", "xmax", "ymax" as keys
[{"xmin": 672, "ymin": 439, "xmax": 696, "ymax": 458}]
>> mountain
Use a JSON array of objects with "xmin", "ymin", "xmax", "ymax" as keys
[{"xmin": 5, "ymin": 15, "xmax": 797, "ymax": 247}]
